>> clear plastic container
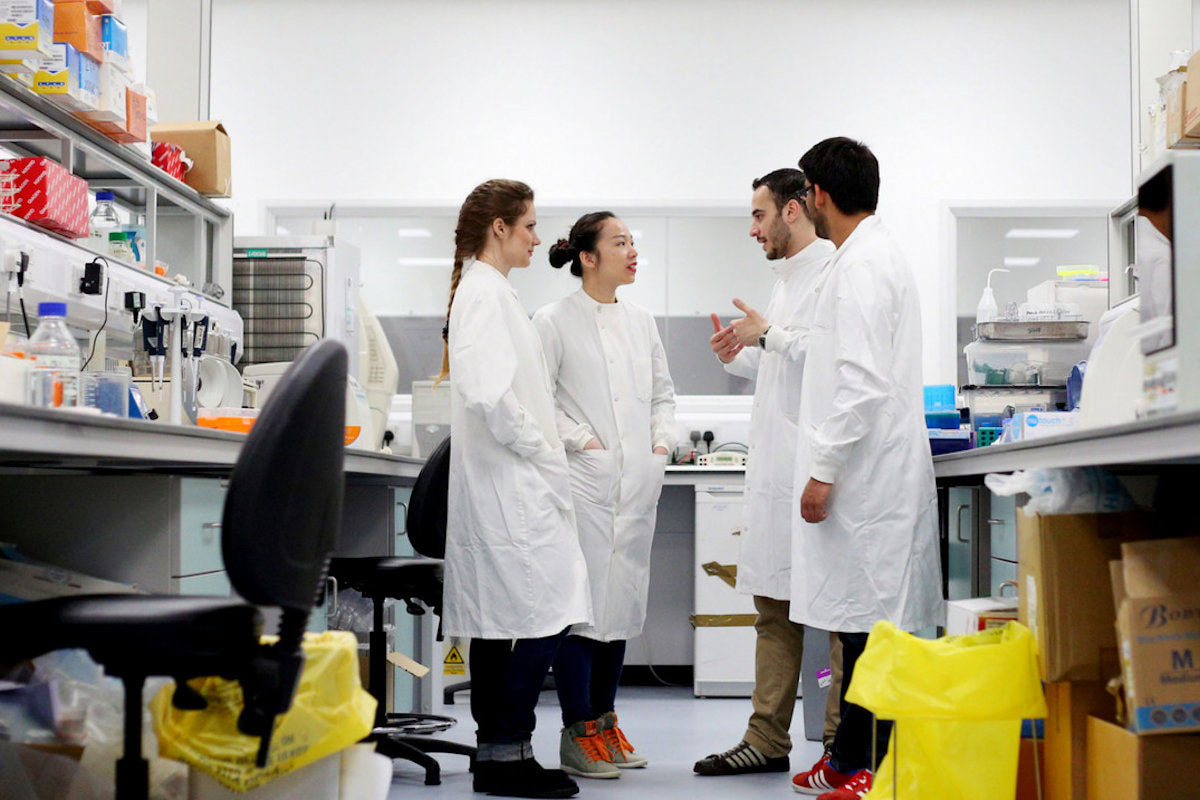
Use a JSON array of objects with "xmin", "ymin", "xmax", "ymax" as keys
[
  {"xmin": 963, "ymin": 340, "xmax": 1090, "ymax": 386},
  {"xmin": 89, "ymin": 190, "xmax": 121, "ymax": 250},
  {"xmin": 27, "ymin": 302, "xmax": 81, "ymax": 408},
  {"xmin": 79, "ymin": 368, "xmax": 131, "ymax": 417},
  {"xmin": 961, "ymin": 386, "xmax": 1067, "ymax": 431},
  {"xmin": 108, "ymin": 231, "xmax": 134, "ymax": 262}
]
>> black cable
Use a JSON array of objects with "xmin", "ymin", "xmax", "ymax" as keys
[
  {"xmin": 80, "ymin": 257, "xmax": 110, "ymax": 372},
  {"xmin": 18, "ymin": 295, "xmax": 29, "ymax": 337},
  {"xmin": 712, "ymin": 442, "xmax": 749, "ymax": 452}
]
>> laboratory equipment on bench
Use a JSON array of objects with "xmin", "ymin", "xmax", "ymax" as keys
[
  {"xmin": 410, "ymin": 379, "xmax": 450, "ymax": 457},
  {"xmin": 27, "ymin": 302, "xmax": 81, "ymax": 408},
  {"xmin": 974, "ymin": 268, "xmax": 1008, "ymax": 325},
  {"xmin": 696, "ymin": 451, "xmax": 747, "ymax": 467},
  {"xmin": 1077, "ymin": 301, "xmax": 1143, "ymax": 429},
  {"xmin": 242, "ymin": 361, "xmax": 374, "ymax": 450},
  {"xmin": 232, "ymin": 236, "xmax": 361, "ymax": 379},
  {"xmin": 1130, "ymin": 150, "xmax": 1200, "ymax": 418},
  {"xmin": 358, "ymin": 294, "xmax": 399, "ymax": 450}
]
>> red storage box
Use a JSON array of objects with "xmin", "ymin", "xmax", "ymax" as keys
[
  {"xmin": 152, "ymin": 141, "xmax": 186, "ymax": 181},
  {"xmin": 0, "ymin": 157, "xmax": 89, "ymax": 238}
]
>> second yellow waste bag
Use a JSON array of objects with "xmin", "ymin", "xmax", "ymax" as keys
[
  {"xmin": 150, "ymin": 630, "xmax": 377, "ymax": 791},
  {"xmin": 845, "ymin": 621, "xmax": 1047, "ymax": 800}
]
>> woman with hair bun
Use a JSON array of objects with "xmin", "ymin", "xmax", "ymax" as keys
[
  {"xmin": 440, "ymin": 179, "xmax": 591, "ymax": 799},
  {"xmin": 532, "ymin": 212, "xmax": 677, "ymax": 781}
]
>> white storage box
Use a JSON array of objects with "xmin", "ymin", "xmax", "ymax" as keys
[
  {"xmin": 946, "ymin": 597, "xmax": 1018, "ymax": 636},
  {"xmin": 693, "ymin": 487, "xmax": 756, "ymax": 697}
]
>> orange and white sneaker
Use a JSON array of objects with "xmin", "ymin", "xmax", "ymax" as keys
[
  {"xmin": 791, "ymin": 753, "xmax": 855, "ymax": 794},
  {"xmin": 817, "ymin": 769, "xmax": 873, "ymax": 800},
  {"xmin": 598, "ymin": 711, "xmax": 648, "ymax": 768},
  {"xmin": 560, "ymin": 719, "xmax": 620, "ymax": 779}
]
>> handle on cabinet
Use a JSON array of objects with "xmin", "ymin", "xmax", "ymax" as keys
[
  {"xmin": 326, "ymin": 576, "xmax": 338, "ymax": 618},
  {"xmin": 997, "ymin": 580, "xmax": 1018, "ymax": 598},
  {"xmin": 987, "ymin": 518, "xmax": 1006, "ymax": 526},
  {"xmin": 201, "ymin": 522, "xmax": 222, "ymax": 529},
  {"xmin": 955, "ymin": 504, "xmax": 971, "ymax": 543},
  {"xmin": 396, "ymin": 502, "xmax": 408, "ymax": 534}
]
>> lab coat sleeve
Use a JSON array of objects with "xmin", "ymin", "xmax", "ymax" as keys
[
  {"xmin": 454, "ymin": 294, "xmax": 551, "ymax": 458},
  {"xmin": 649, "ymin": 320, "xmax": 679, "ymax": 453},
  {"xmin": 721, "ymin": 347, "xmax": 761, "ymax": 381},
  {"xmin": 762, "ymin": 323, "xmax": 813, "ymax": 363},
  {"xmin": 532, "ymin": 310, "xmax": 597, "ymax": 452},
  {"xmin": 808, "ymin": 264, "xmax": 893, "ymax": 484}
]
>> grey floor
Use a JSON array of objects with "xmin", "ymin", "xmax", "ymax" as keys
[{"xmin": 385, "ymin": 686, "xmax": 825, "ymax": 799}]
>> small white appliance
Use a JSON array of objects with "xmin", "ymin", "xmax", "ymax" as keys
[{"xmin": 243, "ymin": 361, "xmax": 374, "ymax": 451}]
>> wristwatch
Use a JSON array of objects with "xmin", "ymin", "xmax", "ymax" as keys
[{"xmin": 758, "ymin": 325, "xmax": 771, "ymax": 349}]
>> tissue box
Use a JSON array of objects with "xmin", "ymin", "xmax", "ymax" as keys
[
  {"xmin": 98, "ymin": 12, "xmax": 126, "ymax": 70},
  {"xmin": 52, "ymin": 1, "xmax": 101, "ymax": 63},
  {"xmin": 152, "ymin": 141, "xmax": 186, "ymax": 181},
  {"xmin": 0, "ymin": 156, "xmax": 89, "ymax": 238},
  {"xmin": 94, "ymin": 86, "xmax": 143, "ymax": 143},
  {"xmin": 0, "ymin": 0, "xmax": 55, "ymax": 59},
  {"xmin": 1009, "ymin": 411, "xmax": 1078, "ymax": 442},
  {"xmin": 33, "ymin": 42, "xmax": 99, "ymax": 113}
]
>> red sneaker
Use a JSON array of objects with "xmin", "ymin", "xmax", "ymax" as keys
[
  {"xmin": 817, "ymin": 769, "xmax": 873, "ymax": 800},
  {"xmin": 791, "ymin": 753, "xmax": 854, "ymax": 795}
]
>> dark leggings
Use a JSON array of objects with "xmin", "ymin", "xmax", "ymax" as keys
[
  {"xmin": 469, "ymin": 628, "xmax": 569, "ymax": 745},
  {"xmin": 552, "ymin": 635, "xmax": 627, "ymax": 727},
  {"xmin": 829, "ymin": 631, "xmax": 892, "ymax": 774}
]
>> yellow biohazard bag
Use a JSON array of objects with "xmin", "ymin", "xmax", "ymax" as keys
[
  {"xmin": 845, "ymin": 621, "xmax": 1047, "ymax": 800},
  {"xmin": 150, "ymin": 630, "xmax": 377, "ymax": 791}
]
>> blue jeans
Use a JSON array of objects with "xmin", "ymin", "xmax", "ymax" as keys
[
  {"xmin": 470, "ymin": 629, "xmax": 569, "ymax": 748},
  {"xmin": 553, "ymin": 635, "xmax": 627, "ymax": 726}
]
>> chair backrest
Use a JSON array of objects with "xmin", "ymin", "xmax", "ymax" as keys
[
  {"xmin": 222, "ymin": 340, "xmax": 347, "ymax": 611},
  {"xmin": 406, "ymin": 435, "xmax": 449, "ymax": 559}
]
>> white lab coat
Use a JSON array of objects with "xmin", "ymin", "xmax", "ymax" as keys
[
  {"xmin": 443, "ymin": 260, "xmax": 593, "ymax": 640},
  {"xmin": 788, "ymin": 217, "xmax": 943, "ymax": 633},
  {"xmin": 722, "ymin": 239, "xmax": 836, "ymax": 600},
  {"xmin": 532, "ymin": 290, "xmax": 677, "ymax": 641}
]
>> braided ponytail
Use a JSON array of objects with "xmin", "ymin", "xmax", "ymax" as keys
[{"xmin": 433, "ymin": 179, "xmax": 534, "ymax": 388}]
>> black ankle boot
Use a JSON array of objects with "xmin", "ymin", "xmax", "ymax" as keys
[{"xmin": 484, "ymin": 758, "xmax": 579, "ymax": 798}]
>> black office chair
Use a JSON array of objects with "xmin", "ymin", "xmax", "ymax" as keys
[
  {"xmin": 328, "ymin": 435, "xmax": 473, "ymax": 786},
  {"xmin": 0, "ymin": 340, "xmax": 348, "ymax": 800}
]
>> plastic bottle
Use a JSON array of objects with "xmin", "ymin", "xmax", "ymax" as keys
[
  {"xmin": 976, "ymin": 268, "xmax": 1011, "ymax": 325},
  {"xmin": 108, "ymin": 231, "xmax": 134, "ymax": 263},
  {"xmin": 27, "ymin": 302, "xmax": 81, "ymax": 408},
  {"xmin": 89, "ymin": 191, "xmax": 121, "ymax": 251}
]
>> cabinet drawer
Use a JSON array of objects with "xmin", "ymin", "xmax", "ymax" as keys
[
  {"xmin": 987, "ymin": 494, "xmax": 1018, "ymax": 562},
  {"xmin": 990, "ymin": 557, "xmax": 1017, "ymax": 599},
  {"xmin": 179, "ymin": 478, "xmax": 229, "ymax": 576},
  {"xmin": 178, "ymin": 571, "xmax": 232, "ymax": 597}
]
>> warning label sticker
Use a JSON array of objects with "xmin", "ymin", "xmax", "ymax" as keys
[{"xmin": 444, "ymin": 645, "xmax": 465, "ymax": 675}]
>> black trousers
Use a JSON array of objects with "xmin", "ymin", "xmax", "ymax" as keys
[
  {"xmin": 553, "ymin": 635, "xmax": 627, "ymax": 726},
  {"xmin": 829, "ymin": 631, "xmax": 892, "ymax": 774},
  {"xmin": 469, "ymin": 628, "xmax": 569, "ymax": 746}
]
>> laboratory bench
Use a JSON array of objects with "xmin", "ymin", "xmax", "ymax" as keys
[{"xmin": 932, "ymin": 410, "xmax": 1200, "ymax": 602}]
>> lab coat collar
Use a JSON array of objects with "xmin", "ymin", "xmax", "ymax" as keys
[
  {"xmin": 468, "ymin": 258, "xmax": 518, "ymax": 295},
  {"xmin": 572, "ymin": 287, "xmax": 619, "ymax": 311},
  {"xmin": 771, "ymin": 237, "xmax": 830, "ymax": 280},
  {"xmin": 834, "ymin": 214, "xmax": 880, "ymax": 255}
]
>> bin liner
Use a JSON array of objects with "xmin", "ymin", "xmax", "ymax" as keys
[
  {"xmin": 845, "ymin": 621, "xmax": 1047, "ymax": 800},
  {"xmin": 150, "ymin": 630, "xmax": 376, "ymax": 791}
]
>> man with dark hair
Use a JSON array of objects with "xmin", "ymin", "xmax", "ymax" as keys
[
  {"xmin": 786, "ymin": 138, "xmax": 942, "ymax": 800},
  {"xmin": 693, "ymin": 168, "xmax": 842, "ymax": 778}
]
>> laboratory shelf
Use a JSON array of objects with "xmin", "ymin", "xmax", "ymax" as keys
[
  {"xmin": 0, "ymin": 79, "xmax": 233, "ymax": 296},
  {"xmin": 0, "ymin": 402, "xmax": 423, "ymax": 481},
  {"xmin": 933, "ymin": 410, "xmax": 1200, "ymax": 481}
]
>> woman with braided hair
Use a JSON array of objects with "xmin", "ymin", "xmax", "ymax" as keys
[{"xmin": 439, "ymin": 179, "xmax": 591, "ymax": 799}]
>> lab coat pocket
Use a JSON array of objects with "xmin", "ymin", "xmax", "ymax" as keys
[
  {"xmin": 569, "ymin": 449, "xmax": 619, "ymax": 506},
  {"xmin": 633, "ymin": 356, "xmax": 653, "ymax": 402},
  {"xmin": 634, "ymin": 453, "xmax": 669, "ymax": 516},
  {"xmin": 530, "ymin": 447, "xmax": 574, "ymax": 513}
]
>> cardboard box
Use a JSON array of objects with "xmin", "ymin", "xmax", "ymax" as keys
[
  {"xmin": 32, "ymin": 42, "xmax": 98, "ymax": 113},
  {"xmin": 101, "ymin": 86, "xmax": 143, "ymax": 143},
  {"xmin": 1086, "ymin": 715, "xmax": 1200, "ymax": 799},
  {"xmin": 1015, "ymin": 737, "xmax": 1045, "ymax": 800},
  {"xmin": 946, "ymin": 596, "xmax": 1018, "ymax": 636},
  {"xmin": 53, "ymin": 0, "xmax": 114, "ymax": 14},
  {"xmin": 1018, "ymin": 511, "xmax": 1154, "ymax": 681},
  {"xmin": 1114, "ymin": 537, "xmax": 1200, "ymax": 735},
  {"xmin": 78, "ymin": 58, "xmax": 125, "ymax": 122},
  {"xmin": 1044, "ymin": 681, "xmax": 1112, "ymax": 800},
  {"xmin": 0, "ymin": 156, "xmax": 89, "ymax": 238},
  {"xmin": 1166, "ymin": 78, "xmax": 1189, "ymax": 147},
  {"xmin": 98, "ymin": 12, "xmax": 126, "ymax": 71},
  {"xmin": 0, "ymin": 0, "xmax": 55, "ymax": 59},
  {"xmin": 0, "ymin": 553, "xmax": 136, "ymax": 601},
  {"xmin": 1187, "ymin": 50, "xmax": 1200, "ymax": 141},
  {"xmin": 150, "ymin": 121, "xmax": 231, "ymax": 196},
  {"xmin": 51, "ymin": 1, "xmax": 101, "ymax": 63}
]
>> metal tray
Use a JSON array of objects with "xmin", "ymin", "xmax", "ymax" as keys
[{"xmin": 976, "ymin": 320, "xmax": 1089, "ymax": 341}]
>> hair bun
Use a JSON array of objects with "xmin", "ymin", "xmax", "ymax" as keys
[{"xmin": 547, "ymin": 238, "xmax": 579, "ymax": 269}]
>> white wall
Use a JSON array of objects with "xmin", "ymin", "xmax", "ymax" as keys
[{"xmin": 209, "ymin": 0, "xmax": 1132, "ymax": 383}]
